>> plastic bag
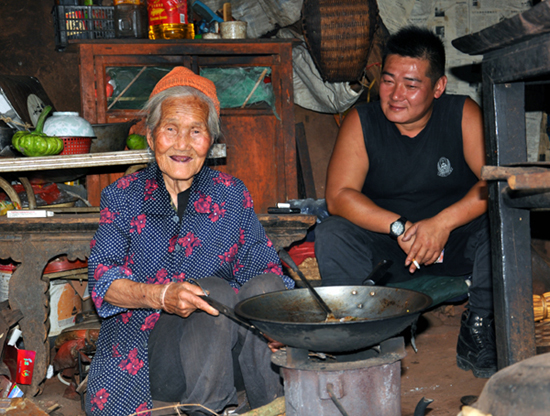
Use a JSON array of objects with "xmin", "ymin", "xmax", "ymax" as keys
[{"xmin": 287, "ymin": 198, "xmax": 329, "ymax": 223}]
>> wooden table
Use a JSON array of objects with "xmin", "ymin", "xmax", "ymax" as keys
[
  {"xmin": 0, "ymin": 213, "xmax": 315, "ymax": 395},
  {"xmin": 453, "ymin": 2, "xmax": 550, "ymax": 368}
]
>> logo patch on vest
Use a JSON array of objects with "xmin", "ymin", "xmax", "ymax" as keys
[{"xmin": 437, "ymin": 157, "xmax": 453, "ymax": 177}]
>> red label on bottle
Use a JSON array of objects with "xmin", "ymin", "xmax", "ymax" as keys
[{"xmin": 148, "ymin": 0, "xmax": 187, "ymax": 25}]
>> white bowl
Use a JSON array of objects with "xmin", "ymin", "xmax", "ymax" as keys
[{"xmin": 43, "ymin": 112, "xmax": 95, "ymax": 137}]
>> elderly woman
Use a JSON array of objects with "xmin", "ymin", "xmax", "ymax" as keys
[{"xmin": 86, "ymin": 67, "xmax": 294, "ymax": 416}]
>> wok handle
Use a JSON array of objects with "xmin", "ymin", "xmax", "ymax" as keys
[
  {"xmin": 279, "ymin": 249, "xmax": 335, "ymax": 318},
  {"xmin": 362, "ymin": 259, "xmax": 393, "ymax": 286},
  {"xmin": 199, "ymin": 295, "xmax": 255, "ymax": 331}
]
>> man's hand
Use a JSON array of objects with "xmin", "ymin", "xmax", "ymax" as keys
[
  {"xmin": 400, "ymin": 217, "xmax": 449, "ymax": 273},
  {"xmin": 162, "ymin": 282, "xmax": 219, "ymax": 318}
]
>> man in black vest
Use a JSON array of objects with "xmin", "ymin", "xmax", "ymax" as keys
[{"xmin": 315, "ymin": 26, "xmax": 496, "ymax": 378}]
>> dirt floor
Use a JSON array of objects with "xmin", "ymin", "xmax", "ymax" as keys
[
  {"xmin": 25, "ymin": 300, "xmax": 487, "ymax": 416},
  {"xmin": 400, "ymin": 302, "xmax": 487, "ymax": 416}
]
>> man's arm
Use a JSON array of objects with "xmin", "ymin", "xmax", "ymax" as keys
[
  {"xmin": 402, "ymin": 97, "xmax": 488, "ymax": 270},
  {"xmin": 325, "ymin": 108, "xmax": 407, "ymax": 233}
]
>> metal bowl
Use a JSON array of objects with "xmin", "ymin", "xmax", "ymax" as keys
[{"xmin": 90, "ymin": 121, "xmax": 137, "ymax": 153}]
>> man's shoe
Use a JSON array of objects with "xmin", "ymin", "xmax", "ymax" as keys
[{"xmin": 456, "ymin": 309, "xmax": 497, "ymax": 378}]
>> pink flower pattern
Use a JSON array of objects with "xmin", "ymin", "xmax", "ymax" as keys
[
  {"xmin": 219, "ymin": 244, "xmax": 239, "ymax": 265},
  {"xmin": 213, "ymin": 172, "xmax": 235, "ymax": 187},
  {"xmin": 208, "ymin": 202, "xmax": 227, "ymax": 222},
  {"xmin": 100, "ymin": 207, "xmax": 119, "ymax": 224},
  {"xmin": 264, "ymin": 262, "xmax": 283, "ymax": 276},
  {"xmin": 194, "ymin": 192, "xmax": 212, "ymax": 214},
  {"xmin": 178, "ymin": 232, "xmax": 202, "ymax": 257},
  {"xmin": 119, "ymin": 265, "xmax": 132, "ymax": 276},
  {"xmin": 233, "ymin": 260, "xmax": 244, "ymax": 275},
  {"xmin": 130, "ymin": 214, "xmax": 147, "ymax": 234},
  {"xmin": 119, "ymin": 348, "xmax": 144, "ymax": 376},
  {"xmin": 93, "ymin": 264, "xmax": 112, "ymax": 282},
  {"xmin": 243, "ymin": 190, "xmax": 253, "ymax": 208},
  {"xmin": 91, "ymin": 289, "xmax": 101, "ymax": 310},
  {"xmin": 123, "ymin": 253, "xmax": 135, "ymax": 269},
  {"xmin": 135, "ymin": 403, "xmax": 151, "ymax": 416},
  {"xmin": 168, "ymin": 236, "xmax": 178, "ymax": 253},
  {"xmin": 173, "ymin": 272, "xmax": 186, "ymax": 282},
  {"xmin": 144, "ymin": 179, "xmax": 158, "ymax": 201},
  {"xmin": 90, "ymin": 388, "xmax": 109, "ymax": 411},
  {"xmin": 117, "ymin": 173, "xmax": 138, "ymax": 189},
  {"xmin": 120, "ymin": 311, "xmax": 133, "ymax": 324},
  {"xmin": 140, "ymin": 313, "xmax": 159, "ymax": 331},
  {"xmin": 112, "ymin": 344, "xmax": 121, "ymax": 358},
  {"xmin": 155, "ymin": 269, "xmax": 170, "ymax": 284}
]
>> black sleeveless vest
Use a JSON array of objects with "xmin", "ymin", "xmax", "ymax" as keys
[{"xmin": 358, "ymin": 94, "xmax": 478, "ymax": 222}]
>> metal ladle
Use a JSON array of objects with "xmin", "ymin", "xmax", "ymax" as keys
[
  {"xmin": 278, "ymin": 249, "xmax": 336, "ymax": 320},
  {"xmin": 279, "ymin": 250, "xmax": 394, "ymax": 322}
]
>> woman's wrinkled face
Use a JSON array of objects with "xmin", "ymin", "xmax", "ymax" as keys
[{"xmin": 147, "ymin": 96, "xmax": 211, "ymax": 192}]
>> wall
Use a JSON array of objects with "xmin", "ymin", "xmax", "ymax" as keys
[
  {"xmin": 0, "ymin": 1, "xmax": 81, "ymax": 113},
  {"xmin": 294, "ymin": 106, "xmax": 338, "ymax": 199}
]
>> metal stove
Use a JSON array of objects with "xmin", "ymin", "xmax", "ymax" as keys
[{"xmin": 272, "ymin": 337, "xmax": 406, "ymax": 416}]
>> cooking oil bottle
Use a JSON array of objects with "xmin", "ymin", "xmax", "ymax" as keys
[{"xmin": 148, "ymin": 0, "xmax": 194, "ymax": 40}]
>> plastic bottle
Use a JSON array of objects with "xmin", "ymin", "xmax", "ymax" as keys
[
  {"xmin": 147, "ymin": 0, "xmax": 194, "ymax": 40},
  {"xmin": 114, "ymin": 0, "xmax": 148, "ymax": 38}
]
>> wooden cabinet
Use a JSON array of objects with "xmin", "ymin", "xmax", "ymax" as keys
[{"xmin": 73, "ymin": 39, "xmax": 298, "ymax": 213}]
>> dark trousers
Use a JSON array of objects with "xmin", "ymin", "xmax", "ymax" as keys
[
  {"xmin": 314, "ymin": 214, "xmax": 493, "ymax": 315},
  {"xmin": 148, "ymin": 274, "xmax": 286, "ymax": 413}
]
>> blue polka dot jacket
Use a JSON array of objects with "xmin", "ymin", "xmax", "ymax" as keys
[{"xmin": 85, "ymin": 162, "xmax": 293, "ymax": 415}]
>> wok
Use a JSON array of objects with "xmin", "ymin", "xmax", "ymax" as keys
[{"xmin": 233, "ymin": 285, "xmax": 432, "ymax": 353}]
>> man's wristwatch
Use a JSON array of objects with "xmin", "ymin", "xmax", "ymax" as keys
[{"xmin": 389, "ymin": 217, "xmax": 408, "ymax": 240}]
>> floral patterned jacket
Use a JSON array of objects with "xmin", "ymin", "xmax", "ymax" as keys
[{"xmin": 85, "ymin": 162, "xmax": 293, "ymax": 415}]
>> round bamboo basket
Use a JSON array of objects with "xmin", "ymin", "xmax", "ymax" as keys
[
  {"xmin": 534, "ymin": 292, "xmax": 550, "ymax": 351},
  {"xmin": 302, "ymin": 0, "xmax": 379, "ymax": 83},
  {"xmin": 533, "ymin": 292, "xmax": 550, "ymax": 322}
]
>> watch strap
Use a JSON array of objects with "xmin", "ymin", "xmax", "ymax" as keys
[{"xmin": 389, "ymin": 216, "xmax": 408, "ymax": 240}]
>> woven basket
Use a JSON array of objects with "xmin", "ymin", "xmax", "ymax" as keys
[
  {"xmin": 535, "ymin": 320, "xmax": 550, "ymax": 347},
  {"xmin": 302, "ymin": 0, "xmax": 379, "ymax": 83},
  {"xmin": 59, "ymin": 136, "xmax": 93, "ymax": 155}
]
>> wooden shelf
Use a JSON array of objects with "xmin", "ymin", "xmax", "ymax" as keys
[
  {"xmin": 0, "ymin": 144, "xmax": 226, "ymax": 173},
  {"xmin": 76, "ymin": 40, "xmax": 298, "ymax": 211}
]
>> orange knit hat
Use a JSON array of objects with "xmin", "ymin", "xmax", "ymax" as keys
[{"xmin": 151, "ymin": 67, "xmax": 220, "ymax": 115}]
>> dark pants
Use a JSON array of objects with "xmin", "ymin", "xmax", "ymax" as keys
[
  {"xmin": 314, "ymin": 214, "xmax": 493, "ymax": 315},
  {"xmin": 148, "ymin": 274, "xmax": 286, "ymax": 413}
]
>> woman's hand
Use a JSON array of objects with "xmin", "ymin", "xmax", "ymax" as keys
[
  {"xmin": 161, "ymin": 282, "xmax": 219, "ymax": 318},
  {"xmin": 263, "ymin": 334, "xmax": 285, "ymax": 353}
]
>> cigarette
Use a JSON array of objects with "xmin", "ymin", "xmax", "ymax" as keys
[{"xmin": 412, "ymin": 259, "xmax": 420, "ymax": 269}]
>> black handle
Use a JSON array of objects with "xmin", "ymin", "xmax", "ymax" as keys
[
  {"xmin": 199, "ymin": 295, "xmax": 255, "ymax": 331},
  {"xmin": 362, "ymin": 259, "xmax": 393, "ymax": 286}
]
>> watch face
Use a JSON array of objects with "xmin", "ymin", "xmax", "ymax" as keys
[{"xmin": 391, "ymin": 221, "xmax": 404, "ymax": 236}]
